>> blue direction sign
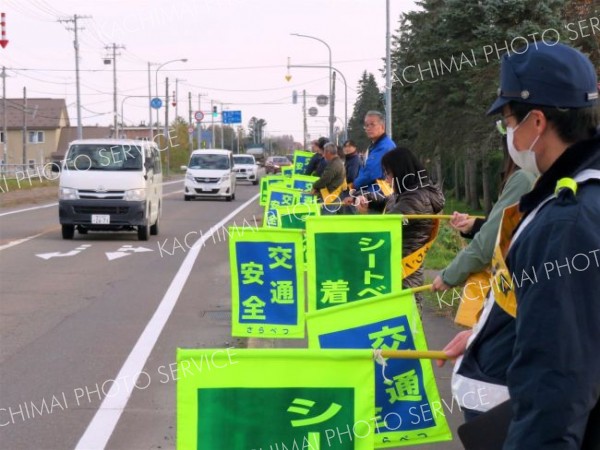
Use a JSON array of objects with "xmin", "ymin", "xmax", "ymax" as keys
[
  {"xmin": 150, "ymin": 97, "xmax": 163, "ymax": 109},
  {"xmin": 222, "ymin": 110, "xmax": 242, "ymax": 124}
]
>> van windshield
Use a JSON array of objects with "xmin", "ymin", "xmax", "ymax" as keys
[
  {"xmin": 189, "ymin": 154, "xmax": 230, "ymax": 170},
  {"xmin": 65, "ymin": 144, "xmax": 143, "ymax": 171}
]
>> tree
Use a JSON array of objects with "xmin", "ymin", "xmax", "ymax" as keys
[
  {"xmin": 347, "ymin": 71, "xmax": 384, "ymax": 151},
  {"xmin": 247, "ymin": 117, "xmax": 267, "ymax": 145},
  {"xmin": 389, "ymin": 0, "xmax": 569, "ymax": 211}
]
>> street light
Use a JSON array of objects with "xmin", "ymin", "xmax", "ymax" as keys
[
  {"xmin": 287, "ymin": 61, "xmax": 348, "ymax": 143},
  {"xmin": 290, "ymin": 33, "xmax": 334, "ymax": 142},
  {"xmin": 154, "ymin": 58, "xmax": 187, "ymax": 136}
]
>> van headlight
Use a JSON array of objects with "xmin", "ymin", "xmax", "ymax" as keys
[
  {"xmin": 59, "ymin": 187, "xmax": 79, "ymax": 200},
  {"xmin": 123, "ymin": 188, "xmax": 146, "ymax": 201},
  {"xmin": 186, "ymin": 172, "xmax": 195, "ymax": 181},
  {"xmin": 220, "ymin": 174, "xmax": 230, "ymax": 183}
]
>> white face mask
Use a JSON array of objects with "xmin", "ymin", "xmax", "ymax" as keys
[{"xmin": 506, "ymin": 112, "xmax": 541, "ymax": 176}]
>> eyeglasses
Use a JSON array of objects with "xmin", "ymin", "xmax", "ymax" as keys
[{"xmin": 496, "ymin": 112, "xmax": 518, "ymax": 136}]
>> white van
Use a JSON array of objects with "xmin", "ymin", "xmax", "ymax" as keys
[
  {"xmin": 57, "ymin": 139, "xmax": 163, "ymax": 241},
  {"xmin": 182, "ymin": 149, "xmax": 236, "ymax": 201}
]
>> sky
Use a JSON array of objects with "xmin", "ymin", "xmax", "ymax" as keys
[{"xmin": 0, "ymin": 0, "xmax": 418, "ymax": 144}]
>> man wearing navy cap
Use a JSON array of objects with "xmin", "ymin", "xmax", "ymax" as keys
[{"xmin": 439, "ymin": 42, "xmax": 600, "ymax": 449}]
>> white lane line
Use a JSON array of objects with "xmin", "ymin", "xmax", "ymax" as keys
[
  {"xmin": 74, "ymin": 192, "xmax": 260, "ymax": 450},
  {"xmin": 0, "ymin": 202, "xmax": 58, "ymax": 217},
  {"xmin": 0, "ymin": 232, "xmax": 46, "ymax": 251}
]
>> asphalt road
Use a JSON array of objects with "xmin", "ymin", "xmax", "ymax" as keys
[
  {"xmin": 0, "ymin": 176, "xmax": 465, "ymax": 450},
  {"xmin": 0, "ymin": 178, "xmax": 263, "ymax": 450}
]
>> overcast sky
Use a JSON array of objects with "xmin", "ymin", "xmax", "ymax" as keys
[{"xmin": 1, "ymin": 0, "xmax": 418, "ymax": 143}]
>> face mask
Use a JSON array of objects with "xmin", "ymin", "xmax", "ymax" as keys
[{"xmin": 506, "ymin": 112, "xmax": 541, "ymax": 176}]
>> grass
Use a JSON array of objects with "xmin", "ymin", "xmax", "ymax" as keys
[{"xmin": 0, "ymin": 175, "xmax": 59, "ymax": 193}]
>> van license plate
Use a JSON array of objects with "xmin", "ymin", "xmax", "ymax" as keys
[{"xmin": 92, "ymin": 214, "xmax": 110, "ymax": 224}]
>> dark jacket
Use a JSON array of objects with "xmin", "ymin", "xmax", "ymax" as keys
[
  {"xmin": 304, "ymin": 153, "xmax": 323, "ymax": 176},
  {"xmin": 503, "ymin": 135, "xmax": 600, "ymax": 449},
  {"xmin": 455, "ymin": 135, "xmax": 600, "ymax": 447},
  {"xmin": 312, "ymin": 156, "xmax": 346, "ymax": 194},
  {"xmin": 344, "ymin": 152, "xmax": 362, "ymax": 184},
  {"xmin": 315, "ymin": 155, "xmax": 328, "ymax": 177},
  {"xmin": 353, "ymin": 134, "xmax": 395, "ymax": 191},
  {"xmin": 369, "ymin": 184, "xmax": 445, "ymax": 290}
]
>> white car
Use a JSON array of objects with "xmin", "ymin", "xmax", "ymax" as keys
[
  {"xmin": 182, "ymin": 149, "xmax": 236, "ymax": 201},
  {"xmin": 233, "ymin": 154, "xmax": 259, "ymax": 185}
]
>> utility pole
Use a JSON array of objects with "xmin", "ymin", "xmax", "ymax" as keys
[
  {"xmin": 164, "ymin": 77, "xmax": 170, "ymax": 176},
  {"xmin": 385, "ymin": 0, "xmax": 392, "ymax": 138},
  {"xmin": 211, "ymin": 99, "xmax": 215, "ymax": 149},
  {"xmin": 174, "ymin": 78, "xmax": 185, "ymax": 119},
  {"xmin": 331, "ymin": 72, "xmax": 337, "ymax": 144},
  {"xmin": 148, "ymin": 62, "xmax": 153, "ymax": 139},
  {"xmin": 188, "ymin": 91, "xmax": 193, "ymax": 153},
  {"xmin": 22, "ymin": 87, "xmax": 27, "ymax": 165},
  {"xmin": 104, "ymin": 43, "xmax": 125, "ymax": 138},
  {"xmin": 302, "ymin": 89, "xmax": 307, "ymax": 150},
  {"xmin": 220, "ymin": 102, "xmax": 224, "ymax": 149},
  {"xmin": 59, "ymin": 14, "xmax": 90, "ymax": 140},
  {"xmin": 2, "ymin": 67, "xmax": 7, "ymax": 167}
]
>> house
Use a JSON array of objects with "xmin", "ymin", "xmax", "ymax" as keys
[
  {"xmin": 1, "ymin": 98, "xmax": 69, "ymax": 166},
  {"xmin": 53, "ymin": 126, "xmax": 112, "ymax": 161}
]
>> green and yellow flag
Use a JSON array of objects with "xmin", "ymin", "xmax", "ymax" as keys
[
  {"xmin": 292, "ymin": 174, "xmax": 320, "ymax": 192},
  {"xmin": 305, "ymin": 215, "xmax": 403, "ymax": 312},
  {"xmin": 259, "ymin": 175, "xmax": 287, "ymax": 206},
  {"xmin": 229, "ymin": 227, "xmax": 305, "ymax": 338},
  {"xmin": 177, "ymin": 348, "xmax": 376, "ymax": 450},
  {"xmin": 264, "ymin": 187, "xmax": 300, "ymax": 227},
  {"xmin": 293, "ymin": 150, "xmax": 314, "ymax": 174},
  {"xmin": 306, "ymin": 291, "xmax": 452, "ymax": 447},
  {"xmin": 276, "ymin": 203, "xmax": 321, "ymax": 230}
]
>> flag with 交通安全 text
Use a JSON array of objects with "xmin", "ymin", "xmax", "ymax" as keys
[
  {"xmin": 307, "ymin": 290, "xmax": 452, "ymax": 447},
  {"xmin": 229, "ymin": 227, "xmax": 305, "ymax": 338}
]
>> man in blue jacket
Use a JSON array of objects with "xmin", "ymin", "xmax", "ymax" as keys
[
  {"xmin": 351, "ymin": 110, "xmax": 395, "ymax": 194},
  {"xmin": 441, "ymin": 42, "xmax": 600, "ymax": 449}
]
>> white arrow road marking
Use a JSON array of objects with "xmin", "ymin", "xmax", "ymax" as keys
[
  {"xmin": 36, "ymin": 244, "xmax": 91, "ymax": 260},
  {"xmin": 105, "ymin": 252, "xmax": 130, "ymax": 261},
  {"xmin": 105, "ymin": 245, "xmax": 154, "ymax": 260}
]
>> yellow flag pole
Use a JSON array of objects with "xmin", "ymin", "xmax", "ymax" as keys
[
  {"xmin": 403, "ymin": 214, "xmax": 486, "ymax": 220},
  {"xmin": 408, "ymin": 284, "xmax": 433, "ymax": 294},
  {"xmin": 380, "ymin": 350, "xmax": 449, "ymax": 360},
  {"xmin": 310, "ymin": 204, "xmax": 486, "ymax": 220}
]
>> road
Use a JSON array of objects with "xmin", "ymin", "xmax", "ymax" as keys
[
  {"xmin": 0, "ymin": 177, "xmax": 465, "ymax": 450},
  {"xmin": 0, "ymin": 178, "xmax": 263, "ymax": 449}
]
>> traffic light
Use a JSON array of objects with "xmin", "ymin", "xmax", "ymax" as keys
[
  {"xmin": 212, "ymin": 106, "xmax": 218, "ymax": 117},
  {"xmin": 292, "ymin": 90, "xmax": 298, "ymax": 104}
]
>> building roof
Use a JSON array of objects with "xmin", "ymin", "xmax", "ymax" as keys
[
  {"xmin": 54, "ymin": 126, "xmax": 112, "ymax": 158},
  {"xmin": 3, "ymin": 98, "xmax": 70, "ymax": 130}
]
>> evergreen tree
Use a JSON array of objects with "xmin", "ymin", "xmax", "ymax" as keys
[{"xmin": 347, "ymin": 71, "xmax": 385, "ymax": 151}]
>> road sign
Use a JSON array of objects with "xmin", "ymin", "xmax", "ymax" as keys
[
  {"xmin": 188, "ymin": 126, "xmax": 195, "ymax": 133},
  {"xmin": 308, "ymin": 107, "xmax": 318, "ymax": 117},
  {"xmin": 150, "ymin": 97, "xmax": 163, "ymax": 109},
  {"xmin": 222, "ymin": 110, "xmax": 242, "ymax": 124},
  {"xmin": 194, "ymin": 110, "xmax": 205, "ymax": 122},
  {"xmin": 316, "ymin": 95, "xmax": 328, "ymax": 106}
]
